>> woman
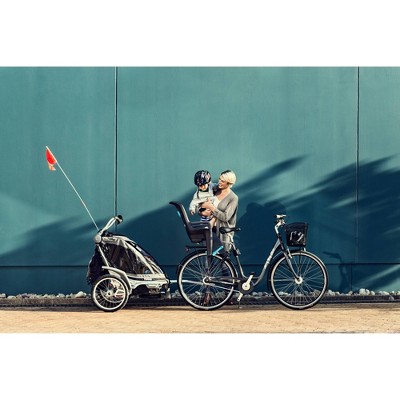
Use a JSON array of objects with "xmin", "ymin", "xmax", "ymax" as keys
[{"xmin": 201, "ymin": 170, "xmax": 238, "ymax": 251}]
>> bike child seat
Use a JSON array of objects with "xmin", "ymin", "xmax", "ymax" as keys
[{"xmin": 169, "ymin": 201, "xmax": 213, "ymax": 254}]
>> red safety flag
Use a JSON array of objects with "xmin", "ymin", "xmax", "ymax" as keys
[{"xmin": 46, "ymin": 146, "xmax": 57, "ymax": 171}]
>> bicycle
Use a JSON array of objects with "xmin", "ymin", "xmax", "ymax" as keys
[{"xmin": 170, "ymin": 201, "xmax": 328, "ymax": 311}]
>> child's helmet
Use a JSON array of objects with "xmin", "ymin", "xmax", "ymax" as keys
[{"xmin": 194, "ymin": 170, "xmax": 211, "ymax": 186}]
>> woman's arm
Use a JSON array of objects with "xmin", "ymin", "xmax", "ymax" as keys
[{"xmin": 202, "ymin": 193, "xmax": 238, "ymax": 223}]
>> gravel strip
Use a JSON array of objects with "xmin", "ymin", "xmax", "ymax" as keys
[{"xmin": 0, "ymin": 289, "xmax": 399, "ymax": 308}]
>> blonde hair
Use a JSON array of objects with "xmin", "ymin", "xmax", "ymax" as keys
[{"xmin": 219, "ymin": 170, "xmax": 236, "ymax": 186}]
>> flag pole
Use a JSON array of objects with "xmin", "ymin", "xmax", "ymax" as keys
[
  {"xmin": 56, "ymin": 162, "xmax": 99, "ymax": 231},
  {"xmin": 46, "ymin": 146, "xmax": 99, "ymax": 231}
]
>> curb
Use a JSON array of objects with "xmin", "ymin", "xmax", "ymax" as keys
[{"xmin": 0, "ymin": 295, "xmax": 399, "ymax": 308}]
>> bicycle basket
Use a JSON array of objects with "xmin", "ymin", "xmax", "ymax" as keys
[{"xmin": 285, "ymin": 222, "xmax": 308, "ymax": 246}]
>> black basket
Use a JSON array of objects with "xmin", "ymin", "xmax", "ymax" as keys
[{"xmin": 285, "ymin": 222, "xmax": 308, "ymax": 246}]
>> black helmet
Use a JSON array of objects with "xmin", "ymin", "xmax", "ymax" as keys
[{"xmin": 194, "ymin": 170, "xmax": 211, "ymax": 186}]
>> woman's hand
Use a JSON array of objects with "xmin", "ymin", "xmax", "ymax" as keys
[
  {"xmin": 199, "ymin": 208, "xmax": 213, "ymax": 217},
  {"xmin": 201, "ymin": 200, "xmax": 214, "ymax": 211}
]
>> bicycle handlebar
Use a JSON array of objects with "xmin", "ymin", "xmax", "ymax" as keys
[
  {"xmin": 98, "ymin": 215, "xmax": 123, "ymax": 235},
  {"xmin": 274, "ymin": 214, "xmax": 287, "ymax": 234}
]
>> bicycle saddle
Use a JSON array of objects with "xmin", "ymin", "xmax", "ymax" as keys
[{"xmin": 219, "ymin": 227, "xmax": 241, "ymax": 234}]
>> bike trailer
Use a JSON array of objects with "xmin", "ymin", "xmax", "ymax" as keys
[{"xmin": 87, "ymin": 235, "xmax": 168, "ymax": 285}]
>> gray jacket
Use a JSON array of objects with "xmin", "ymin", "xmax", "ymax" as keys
[{"xmin": 212, "ymin": 190, "xmax": 239, "ymax": 250}]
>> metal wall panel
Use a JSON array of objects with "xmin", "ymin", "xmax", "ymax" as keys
[
  {"xmin": 358, "ymin": 67, "xmax": 400, "ymax": 264},
  {"xmin": 0, "ymin": 67, "xmax": 115, "ymax": 292},
  {"xmin": 116, "ymin": 67, "xmax": 358, "ymax": 269}
]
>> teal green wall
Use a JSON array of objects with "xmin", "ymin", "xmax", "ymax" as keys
[
  {"xmin": 0, "ymin": 67, "xmax": 116, "ymax": 293},
  {"xmin": 0, "ymin": 67, "xmax": 399, "ymax": 294}
]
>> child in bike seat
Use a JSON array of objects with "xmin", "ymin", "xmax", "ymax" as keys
[{"xmin": 189, "ymin": 170, "xmax": 217, "ymax": 227}]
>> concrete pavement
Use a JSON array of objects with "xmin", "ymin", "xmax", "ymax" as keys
[{"xmin": 1, "ymin": 302, "xmax": 399, "ymax": 333}]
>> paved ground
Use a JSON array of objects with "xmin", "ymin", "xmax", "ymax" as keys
[{"xmin": 1, "ymin": 302, "xmax": 399, "ymax": 333}]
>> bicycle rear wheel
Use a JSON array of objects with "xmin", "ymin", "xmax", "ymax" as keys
[
  {"xmin": 270, "ymin": 250, "xmax": 328, "ymax": 310},
  {"xmin": 177, "ymin": 253, "xmax": 237, "ymax": 311}
]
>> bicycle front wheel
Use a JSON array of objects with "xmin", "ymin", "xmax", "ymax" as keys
[
  {"xmin": 270, "ymin": 250, "xmax": 328, "ymax": 310},
  {"xmin": 177, "ymin": 253, "xmax": 237, "ymax": 311}
]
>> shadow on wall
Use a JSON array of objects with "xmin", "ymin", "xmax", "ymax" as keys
[
  {"xmin": 310, "ymin": 158, "xmax": 400, "ymax": 291},
  {"xmin": 0, "ymin": 218, "xmax": 97, "ymax": 294},
  {"xmin": 0, "ymin": 217, "xmax": 96, "ymax": 266},
  {"xmin": 122, "ymin": 157, "xmax": 400, "ymax": 292},
  {"xmin": 1, "ymin": 158, "xmax": 400, "ymax": 293},
  {"xmin": 121, "ymin": 157, "xmax": 304, "ymax": 267}
]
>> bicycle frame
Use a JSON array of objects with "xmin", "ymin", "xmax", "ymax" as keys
[{"xmin": 218, "ymin": 215, "xmax": 301, "ymax": 287}]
